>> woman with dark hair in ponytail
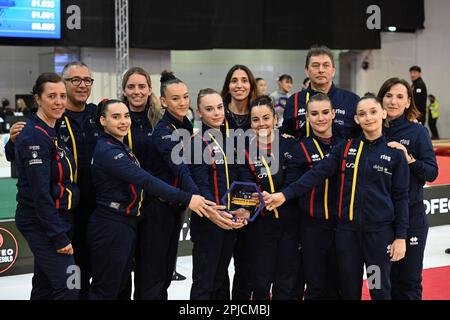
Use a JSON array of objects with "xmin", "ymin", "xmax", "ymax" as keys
[
  {"xmin": 87, "ymin": 99, "xmax": 213, "ymax": 300},
  {"xmin": 135, "ymin": 71, "xmax": 208, "ymax": 300},
  {"xmin": 15, "ymin": 73, "xmax": 80, "ymax": 300}
]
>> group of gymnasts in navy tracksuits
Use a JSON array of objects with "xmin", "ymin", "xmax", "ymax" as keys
[{"xmin": 11, "ymin": 57, "xmax": 437, "ymax": 300}]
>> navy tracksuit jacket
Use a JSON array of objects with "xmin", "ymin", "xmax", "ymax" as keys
[
  {"xmin": 189, "ymin": 123, "xmax": 243, "ymax": 300},
  {"xmin": 119, "ymin": 108, "xmax": 154, "ymax": 300},
  {"xmin": 286, "ymin": 133, "xmax": 344, "ymax": 300},
  {"xmin": 223, "ymin": 101, "xmax": 251, "ymax": 132},
  {"xmin": 281, "ymin": 83, "xmax": 360, "ymax": 140},
  {"xmin": 58, "ymin": 103, "xmax": 98, "ymax": 299},
  {"xmin": 243, "ymin": 135, "xmax": 301, "ymax": 300},
  {"xmin": 14, "ymin": 113, "xmax": 80, "ymax": 300},
  {"xmin": 282, "ymin": 134, "xmax": 410, "ymax": 300},
  {"xmin": 88, "ymin": 132, "xmax": 191, "ymax": 300},
  {"xmin": 135, "ymin": 111, "xmax": 199, "ymax": 300},
  {"xmin": 6, "ymin": 104, "xmax": 100, "ymax": 299},
  {"xmin": 125, "ymin": 109, "xmax": 153, "ymax": 164},
  {"xmin": 222, "ymin": 102, "xmax": 253, "ymax": 300},
  {"xmin": 384, "ymin": 115, "xmax": 438, "ymax": 300}
]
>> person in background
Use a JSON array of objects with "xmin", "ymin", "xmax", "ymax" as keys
[
  {"xmin": 256, "ymin": 78, "xmax": 267, "ymax": 97},
  {"xmin": 302, "ymin": 77, "xmax": 310, "ymax": 90},
  {"xmin": 16, "ymin": 98, "xmax": 30, "ymax": 117},
  {"xmin": 14, "ymin": 72, "xmax": 79, "ymax": 300},
  {"xmin": 427, "ymin": 94, "xmax": 440, "ymax": 140},
  {"xmin": 187, "ymin": 106, "xmax": 196, "ymax": 125},
  {"xmin": 270, "ymin": 74, "xmax": 293, "ymax": 128},
  {"xmin": 409, "ymin": 66, "xmax": 427, "ymax": 125},
  {"xmin": 1, "ymin": 98, "xmax": 13, "ymax": 117}
]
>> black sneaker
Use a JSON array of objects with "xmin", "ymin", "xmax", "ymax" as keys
[
  {"xmin": 172, "ymin": 271, "xmax": 186, "ymax": 281},
  {"xmin": 445, "ymin": 248, "xmax": 450, "ymax": 254}
]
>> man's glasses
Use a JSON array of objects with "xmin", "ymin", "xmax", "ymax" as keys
[{"xmin": 65, "ymin": 77, "xmax": 94, "ymax": 86}]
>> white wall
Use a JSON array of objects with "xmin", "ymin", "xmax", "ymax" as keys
[
  {"xmin": 355, "ymin": 0, "xmax": 450, "ymax": 138},
  {"xmin": 171, "ymin": 49, "xmax": 312, "ymax": 105},
  {"xmin": 81, "ymin": 48, "xmax": 170, "ymax": 104},
  {"xmin": 0, "ymin": 46, "xmax": 40, "ymax": 108}
]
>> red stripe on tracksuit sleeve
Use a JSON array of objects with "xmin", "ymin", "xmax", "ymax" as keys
[
  {"xmin": 299, "ymin": 142, "xmax": 315, "ymax": 218},
  {"xmin": 55, "ymin": 154, "xmax": 64, "ymax": 209},
  {"xmin": 126, "ymin": 184, "xmax": 138, "ymax": 215},
  {"xmin": 244, "ymin": 149, "xmax": 262, "ymax": 192},
  {"xmin": 201, "ymin": 137, "xmax": 220, "ymax": 205},
  {"xmin": 338, "ymin": 140, "xmax": 353, "ymax": 219}
]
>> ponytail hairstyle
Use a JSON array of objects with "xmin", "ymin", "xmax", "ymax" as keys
[
  {"xmin": 95, "ymin": 98, "xmax": 122, "ymax": 130},
  {"xmin": 121, "ymin": 67, "xmax": 163, "ymax": 129},
  {"xmin": 160, "ymin": 70, "xmax": 184, "ymax": 99}
]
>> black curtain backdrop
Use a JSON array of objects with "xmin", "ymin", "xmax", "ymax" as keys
[{"xmin": 0, "ymin": 0, "xmax": 424, "ymax": 49}]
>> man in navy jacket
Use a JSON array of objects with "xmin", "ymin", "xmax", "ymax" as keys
[{"xmin": 281, "ymin": 46, "xmax": 360, "ymax": 140}]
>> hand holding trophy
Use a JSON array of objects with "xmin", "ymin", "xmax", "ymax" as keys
[{"xmin": 221, "ymin": 181, "xmax": 266, "ymax": 223}]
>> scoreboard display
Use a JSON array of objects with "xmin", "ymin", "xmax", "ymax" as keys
[{"xmin": 0, "ymin": 0, "xmax": 60, "ymax": 39}]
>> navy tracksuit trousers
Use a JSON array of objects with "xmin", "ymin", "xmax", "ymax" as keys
[
  {"xmin": 231, "ymin": 227, "xmax": 252, "ymax": 300},
  {"xmin": 391, "ymin": 224, "xmax": 428, "ymax": 300},
  {"xmin": 87, "ymin": 212, "xmax": 137, "ymax": 300},
  {"xmin": 134, "ymin": 198, "xmax": 184, "ymax": 300},
  {"xmin": 190, "ymin": 214, "xmax": 237, "ymax": 300},
  {"xmin": 16, "ymin": 211, "xmax": 79, "ymax": 300},
  {"xmin": 335, "ymin": 226, "xmax": 394, "ymax": 300},
  {"xmin": 301, "ymin": 217, "xmax": 340, "ymax": 300},
  {"xmin": 248, "ymin": 216, "xmax": 300, "ymax": 300}
]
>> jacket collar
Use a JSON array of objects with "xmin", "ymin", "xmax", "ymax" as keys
[
  {"xmin": 99, "ymin": 131, "xmax": 127, "ymax": 147},
  {"xmin": 30, "ymin": 112, "xmax": 57, "ymax": 137},
  {"xmin": 360, "ymin": 132, "xmax": 386, "ymax": 145},
  {"xmin": 306, "ymin": 82, "xmax": 337, "ymax": 97},
  {"xmin": 386, "ymin": 114, "xmax": 408, "ymax": 128},
  {"xmin": 163, "ymin": 110, "xmax": 193, "ymax": 134}
]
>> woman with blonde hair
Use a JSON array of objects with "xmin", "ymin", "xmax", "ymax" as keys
[{"xmin": 122, "ymin": 66, "xmax": 163, "ymax": 162}]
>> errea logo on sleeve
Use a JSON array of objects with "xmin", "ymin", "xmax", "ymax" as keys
[{"xmin": 114, "ymin": 153, "xmax": 125, "ymax": 160}]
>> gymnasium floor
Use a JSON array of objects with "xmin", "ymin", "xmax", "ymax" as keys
[{"xmin": 1, "ymin": 224, "xmax": 449, "ymax": 300}]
